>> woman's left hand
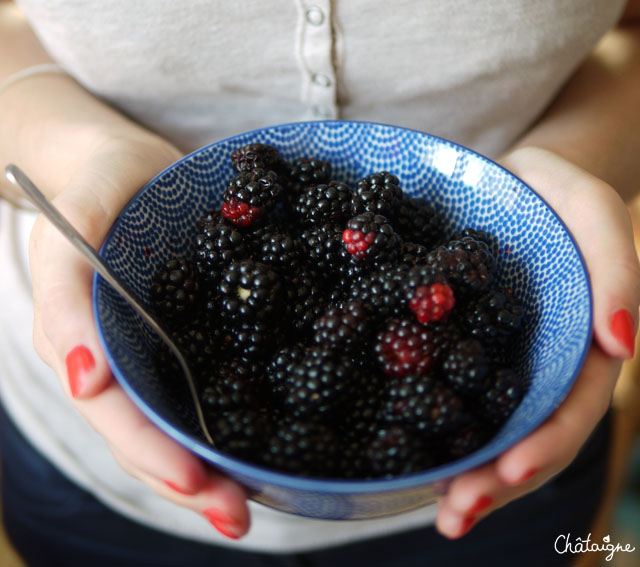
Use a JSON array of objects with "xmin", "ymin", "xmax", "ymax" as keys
[{"xmin": 435, "ymin": 146, "xmax": 640, "ymax": 538}]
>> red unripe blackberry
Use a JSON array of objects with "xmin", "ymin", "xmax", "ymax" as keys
[
  {"xmin": 342, "ymin": 212, "xmax": 401, "ymax": 262},
  {"xmin": 375, "ymin": 318, "xmax": 438, "ymax": 378},
  {"xmin": 409, "ymin": 282, "xmax": 455, "ymax": 323},
  {"xmin": 222, "ymin": 168, "xmax": 283, "ymax": 227}
]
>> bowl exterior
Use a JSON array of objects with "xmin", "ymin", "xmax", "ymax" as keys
[{"xmin": 94, "ymin": 120, "xmax": 591, "ymax": 519}]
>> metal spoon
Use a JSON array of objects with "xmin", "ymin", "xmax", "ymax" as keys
[{"xmin": 4, "ymin": 164, "xmax": 214, "ymax": 445}]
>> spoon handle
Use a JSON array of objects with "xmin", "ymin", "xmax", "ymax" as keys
[{"xmin": 4, "ymin": 164, "xmax": 214, "ymax": 446}]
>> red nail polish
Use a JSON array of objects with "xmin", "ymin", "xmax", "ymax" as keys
[
  {"xmin": 611, "ymin": 309, "xmax": 636, "ymax": 358},
  {"xmin": 65, "ymin": 345, "xmax": 95, "ymax": 398},
  {"xmin": 203, "ymin": 508, "xmax": 243, "ymax": 540},
  {"xmin": 458, "ymin": 515, "xmax": 476, "ymax": 538},
  {"xmin": 518, "ymin": 468, "xmax": 539, "ymax": 484},
  {"xmin": 467, "ymin": 495, "xmax": 493, "ymax": 516},
  {"xmin": 164, "ymin": 480, "xmax": 191, "ymax": 495}
]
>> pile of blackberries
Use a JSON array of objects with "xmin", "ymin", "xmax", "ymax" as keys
[{"xmin": 150, "ymin": 142, "xmax": 527, "ymax": 480}]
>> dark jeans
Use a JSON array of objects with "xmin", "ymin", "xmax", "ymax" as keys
[{"xmin": 0, "ymin": 404, "xmax": 611, "ymax": 567}]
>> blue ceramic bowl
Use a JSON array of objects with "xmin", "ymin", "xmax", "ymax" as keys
[{"xmin": 93, "ymin": 120, "xmax": 592, "ymax": 520}]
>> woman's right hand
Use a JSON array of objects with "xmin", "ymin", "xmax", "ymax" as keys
[{"xmin": 25, "ymin": 122, "xmax": 251, "ymax": 540}]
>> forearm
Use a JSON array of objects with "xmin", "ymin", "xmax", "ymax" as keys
[
  {"xmin": 511, "ymin": 21, "xmax": 640, "ymax": 203},
  {"xmin": 0, "ymin": 2, "xmax": 173, "ymax": 201}
]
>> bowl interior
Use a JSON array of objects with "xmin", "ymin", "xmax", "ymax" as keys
[{"xmin": 94, "ymin": 120, "xmax": 591, "ymax": 491}]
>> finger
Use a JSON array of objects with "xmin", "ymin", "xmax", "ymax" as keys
[
  {"xmin": 495, "ymin": 345, "xmax": 619, "ymax": 486},
  {"xmin": 500, "ymin": 147, "xmax": 640, "ymax": 359},
  {"xmin": 436, "ymin": 346, "xmax": 619, "ymax": 538},
  {"xmin": 75, "ymin": 379, "xmax": 208, "ymax": 493},
  {"xmin": 110, "ymin": 448, "xmax": 250, "ymax": 540}
]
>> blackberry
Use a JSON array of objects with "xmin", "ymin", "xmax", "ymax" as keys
[
  {"xmin": 200, "ymin": 358, "xmax": 265, "ymax": 413},
  {"xmin": 464, "ymin": 288, "xmax": 524, "ymax": 347},
  {"xmin": 451, "ymin": 227, "xmax": 497, "ymax": 254},
  {"xmin": 340, "ymin": 370, "xmax": 386, "ymax": 437},
  {"xmin": 221, "ymin": 318, "xmax": 283, "ymax": 361},
  {"xmin": 249, "ymin": 223, "xmax": 302, "ymax": 273},
  {"xmin": 365, "ymin": 425, "xmax": 433, "ymax": 479},
  {"xmin": 442, "ymin": 338, "xmax": 489, "ymax": 395},
  {"xmin": 150, "ymin": 257, "xmax": 200, "ymax": 323},
  {"xmin": 399, "ymin": 241, "xmax": 429, "ymax": 267},
  {"xmin": 217, "ymin": 260, "xmax": 284, "ymax": 323},
  {"xmin": 299, "ymin": 222, "xmax": 346, "ymax": 272},
  {"xmin": 209, "ymin": 408, "xmax": 273, "ymax": 461},
  {"xmin": 342, "ymin": 212, "xmax": 401, "ymax": 263},
  {"xmin": 194, "ymin": 214, "xmax": 249, "ymax": 283},
  {"xmin": 285, "ymin": 156, "xmax": 332, "ymax": 205},
  {"xmin": 230, "ymin": 142, "xmax": 284, "ymax": 173},
  {"xmin": 440, "ymin": 420, "xmax": 493, "ymax": 461},
  {"xmin": 165, "ymin": 316, "xmax": 227, "ymax": 377},
  {"xmin": 222, "ymin": 168, "xmax": 283, "ymax": 227},
  {"xmin": 403, "ymin": 264, "xmax": 454, "ymax": 323},
  {"xmin": 374, "ymin": 318, "xmax": 439, "ymax": 378},
  {"xmin": 335, "ymin": 431, "xmax": 373, "ymax": 479},
  {"xmin": 382, "ymin": 374, "xmax": 467, "ymax": 435},
  {"xmin": 480, "ymin": 367, "xmax": 524, "ymax": 426},
  {"xmin": 427, "ymin": 237, "xmax": 496, "ymax": 295},
  {"xmin": 293, "ymin": 181, "xmax": 352, "ymax": 224},
  {"xmin": 282, "ymin": 266, "xmax": 327, "ymax": 334},
  {"xmin": 351, "ymin": 171, "xmax": 403, "ymax": 216},
  {"xmin": 265, "ymin": 342, "xmax": 308, "ymax": 400},
  {"xmin": 393, "ymin": 196, "xmax": 444, "ymax": 248},
  {"xmin": 262, "ymin": 418, "xmax": 338, "ymax": 476},
  {"xmin": 312, "ymin": 301, "xmax": 368, "ymax": 352},
  {"xmin": 348, "ymin": 263, "xmax": 409, "ymax": 322},
  {"xmin": 283, "ymin": 346, "xmax": 357, "ymax": 418}
]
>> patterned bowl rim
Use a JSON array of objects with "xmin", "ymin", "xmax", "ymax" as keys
[{"xmin": 94, "ymin": 119, "xmax": 592, "ymax": 495}]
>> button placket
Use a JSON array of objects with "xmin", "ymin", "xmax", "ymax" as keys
[{"xmin": 297, "ymin": 0, "xmax": 338, "ymax": 119}]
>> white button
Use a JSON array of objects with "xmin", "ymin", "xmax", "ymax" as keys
[
  {"xmin": 306, "ymin": 7, "xmax": 325, "ymax": 26},
  {"xmin": 311, "ymin": 73, "xmax": 331, "ymax": 87},
  {"xmin": 312, "ymin": 105, "xmax": 332, "ymax": 118}
]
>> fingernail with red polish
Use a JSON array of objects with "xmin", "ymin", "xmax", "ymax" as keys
[
  {"xmin": 203, "ymin": 508, "xmax": 244, "ymax": 540},
  {"xmin": 457, "ymin": 515, "xmax": 476, "ymax": 538},
  {"xmin": 517, "ymin": 468, "xmax": 539, "ymax": 484},
  {"xmin": 467, "ymin": 495, "xmax": 493, "ymax": 516},
  {"xmin": 164, "ymin": 480, "xmax": 193, "ymax": 496},
  {"xmin": 65, "ymin": 345, "xmax": 95, "ymax": 398},
  {"xmin": 611, "ymin": 309, "xmax": 636, "ymax": 358}
]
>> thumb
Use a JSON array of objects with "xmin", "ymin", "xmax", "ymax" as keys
[{"xmin": 29, "ymin": 140, "xmax": 182, "ymax": 398}]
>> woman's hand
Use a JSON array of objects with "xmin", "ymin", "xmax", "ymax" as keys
[
  {"xmin": 435, "ymin": 146, "xmax": 640, "ymax": 538},
  {"xmin": 28, "ymin": 131, "xmax": 251, "ymax": 540}
]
